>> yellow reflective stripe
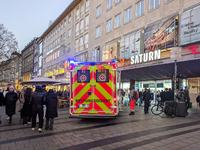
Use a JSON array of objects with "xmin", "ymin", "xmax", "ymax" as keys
[
  {"xmin": 75, "ymin": 94, "xmax": 94, "ymax": 112},
  {"xmin": 93, "ymin": 94, "xmax": 112, "ymax": 114}
]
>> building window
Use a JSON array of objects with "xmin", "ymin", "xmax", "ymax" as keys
[
  {"xmin": 76, "ymin": 6, "xmax": 79, "ymax": 20},
  {"xmin": 96, "ymin": 26, "xmax": 101, "ymax": 38},
  {"xmin": 107, "ymin": 19, "xmax": 112, "ymax": 33},
  {"xmin": 76, "ymin": 23, "xmax": 79, "ymax": 36},
  {"xmin": 165, "ymin": 0, "xmax": 171, "ymax": 2},
  {"xmin": 107, "ymin": 0, "xmax": 113, "ymax": 10},
  {"xmin": 61, "ymin": 22, "xmax": 63, "ymax": 30},
  {"xmin": 58, "ymin": 25, "xmax": 60, "ymax": 32},
  {"xmin": 115, "ymin": 14, "xmax": 121, "ymax": 29},
  {"xmin": 92, "ymin": 47, "xmax": 100, "ymax": 62},
  {"xmin": 80, "ymin": 36, "xmax": 83, "ymax": 51},
  {"xmin": 97, "ymin": 5, "xmax": 101, "ymax": 18},
  {"xmin": 80, "ymin": 19, "xmax": 84, "ymax": 34},
  {"xmin": 85, "ymin": 15, "xmax": 89, "ymax": 31},
  {"xmin": 80, "ymin": 2, "xmax": 84, "ymax": 16},
  {"xmin": 64, "ymin": 19, "xmax": 66, "ymax": 27},
  {"xmin": 125, "ymin": 7, "xmax": 132, "ymax": 24},
  {"xmin": 115, "ymin": 0, "xmax": 121, "ymax": 5},
  {"xmin": 68, "ymin": 29, "xmax": 71, "ymax": 37},
  {"xmin": 85, "ymin": 33, "xmax": 89, "ymax": 49},
  {"xmin": 68, "ymin": 43, "xmax": 71, "ymax": 52},
  {"xmin": 75, "ymin": 39, "xmax": 79, "ymax": 53},
  {"xmin": 86, "ymin": 0, "xmax": 89, "ymax": 13},
  {"xmin": 68, "ymin": 14, "xmax": 71, "ymax": 23},
  {"xmin": 136, "ymin": 0, "xmax": 145, "ymax": 18},
  {"xmin": 63, "ymin": 33, "xmax": 66, "ymax": 41},
  {"xmin": 149, "ymin": 0, "xmax": 160, "ymax": 11}
]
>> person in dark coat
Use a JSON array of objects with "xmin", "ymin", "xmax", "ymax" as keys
[
  {"xmin": 169, "ymin": 88, "xmax": 174, "ymax": 101},
  {"xmin": 22, "ymin": 88, "xmax": 32, "ymax": 125},
  {"xmin": 160, "ymin": 90, "xmax": 164, "ymax": 102},
  {"xmin": 163, "ymin": 88, "xmax": 171, "ymax": 102},
  {"xmin": 184, "ymin": 86, "xmax": 190, "ymax": 115},
  {"xmin": 143, "ymin": 88, "xmax": 151, "ymax": 114},
  {"xmin": 45, "ymin": 89, "xmax": 58, "ymax": 130},
  {"xmin": 30, "ymin": 86, "xmax": 45, "ymax": 133},
  {"xmin": 0, "ymin": 92, "xmax": 4, "ymax": 124},
  {"xmin": 4, "ymin": 86, "xmax": 18, "ymax": 124}
]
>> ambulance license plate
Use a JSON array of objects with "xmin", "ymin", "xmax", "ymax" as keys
[{"xmin": 78, "ymin": 104, "xmax": 89, "ymax": 108}]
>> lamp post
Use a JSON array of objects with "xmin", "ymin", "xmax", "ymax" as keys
[{"xmin": 170, "ymin": 47, "xmax": 181, "ymax": 101}]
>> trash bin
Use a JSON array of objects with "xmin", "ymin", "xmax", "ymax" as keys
[{"xmin": 176, "ymin": 102, "xmax": 186, "ymax": 117}]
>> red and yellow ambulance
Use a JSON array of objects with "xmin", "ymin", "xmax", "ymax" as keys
[{"xmin": 69, "ymin": 60, "xmax": 119, "ymax": 117}]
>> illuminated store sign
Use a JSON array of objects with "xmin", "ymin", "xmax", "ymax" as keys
[
  {"xmin": 188, "ymin": 46, "xmax": 200, "ymax": 54},
  {"xmin": 120, "ymin": 50, "xmax": 161, "ymax": 65}
]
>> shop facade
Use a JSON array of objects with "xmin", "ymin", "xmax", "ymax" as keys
[{"xmin": 116, "ymin": 4, "xmax": 200, "ymax": 106}]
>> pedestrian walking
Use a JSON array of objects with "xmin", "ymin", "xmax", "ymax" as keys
[
  {"xmin": 30, "ymin": 86, "xmax": 45, "ymax": 133},
  {"xmin": 196, "ymin": 93, "xmax": 200, "ymax": 117},
  {"xmin": 4, "ymin": 86, "xmax": 18, "ymax": 124},
  {"xmin": 0, "ymin": 91, "xmax": 3, "ymax": 124},
  {"xmin": 45, "ymin": 89, "xmax": 58, "ymax": 130},
  {"xmin": 22, "ymin": 88, "xmax": 32, "ymax": 125},
  {"xmin": 184, "ymin": 86, "xmax": 190, "ymax": 115},
  {"xmin": 143, "ymin": 88, "xmax": 151, "ymax": 114},
  {"xmin": 19, "ymin": 86, "xmax": 27, "ymax": 123}
]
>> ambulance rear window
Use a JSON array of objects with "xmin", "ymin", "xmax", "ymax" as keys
[
  {"xmin": 96, "ymin": 69, "xmax": 109, "ymax": 83},
  {"xmin": 77, "ymin": 70, "xmax": 90, "ymax": 83}
]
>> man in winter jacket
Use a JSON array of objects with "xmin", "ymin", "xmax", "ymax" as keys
[
  {"xmin": 41, "ymin": 85, "xmax": 47, "ymax": 119},
  {"xmin": 184, "ymin": 86, "xmax": 190, "ymax": 115},
  {"xmin": 30, "ymin": 86, "xmax": 46, "ymax": 133},
  {"xmin": 143, "ymin": 88, "xmax": 151, "ymax": 114}
]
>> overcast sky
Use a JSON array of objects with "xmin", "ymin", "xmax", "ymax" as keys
[{"xmin": 0, "ymin": 0, "xmax": 71, "ymax": 52}]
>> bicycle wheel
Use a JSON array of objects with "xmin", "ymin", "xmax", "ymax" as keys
[{"xmin": 151, "ymin": 105, "xmax": 163, "ymax": 115}]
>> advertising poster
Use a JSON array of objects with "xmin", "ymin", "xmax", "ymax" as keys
[
  {"xmin": 180, "ymin": 5, "xmax": 200, "ymax": 45},
  {"xmin": 120, "ymin": 30, "xmax": 141, "ymax": 59},
  {"xmin": 144, "ymin": 15, "xmax": 178, "ymax": 52}
]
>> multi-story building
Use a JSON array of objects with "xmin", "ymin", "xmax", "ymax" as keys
[
  {"xmin": 0, "ymin": 52, "xmax": 21, "ymax": 89},
  {"xmin": 41, "ymin": 0, "xmax": 200, "ymax": 104},
  {"xmin": 21, "ymin": 38, "xmax": 38, "ymax": 82}
]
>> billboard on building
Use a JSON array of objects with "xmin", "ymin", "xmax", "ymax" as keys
[
  {"xmin": 119, "ymin": 30, "xmax": 142, "ymax": 59},
  {"xmin": 144, "ymin": 15, "xmax": 178, "ymax": 52},
  {"xmin": 102, "ymin": 38, "xmax": 120, "ymax": 61},
  {"xmin": 180, "ymin": 5, "xmax": 200, "ymax": 45}
]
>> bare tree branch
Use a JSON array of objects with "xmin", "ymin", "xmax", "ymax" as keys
[{"xmin": 0, "ymin": 24, "xmax": 18, "ymax": 62}]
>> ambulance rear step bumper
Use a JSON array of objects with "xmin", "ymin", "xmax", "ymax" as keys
[{"xmin": 69, "ymin": 114, "xmax": 118, "ymax": 118}]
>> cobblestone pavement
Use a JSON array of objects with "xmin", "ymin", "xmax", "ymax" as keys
[{"xmin": 0, "ymin": 102, "xmax": 200, "ymax": 150}]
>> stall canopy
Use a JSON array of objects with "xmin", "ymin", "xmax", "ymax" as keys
[
  {"xmin": 121, "ymin": 59, "xmax": 200, "ymax": 81},
  {"xmin": 21, "ymin": 77, "xmax": 61, "ymax": 85}
]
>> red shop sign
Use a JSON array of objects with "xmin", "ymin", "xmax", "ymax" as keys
[{"xmin": 188, "ymin": 46, "xmax": 200, "ymax": 54}]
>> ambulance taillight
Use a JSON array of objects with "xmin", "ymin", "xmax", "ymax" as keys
[
  {"xmin": 107, "ymin": 62, "xmax": 111, "ymax": 65},
  {"xmin": 114, "ymin": 98, "xmax": 117, "ymax": 105},
  {"xmin": 113, "ymin": 63, "xmax": 117, "ymax": 69},
  {"xmin": 71, "ymin": 98, "xmax": 73, "ymax": 105}
]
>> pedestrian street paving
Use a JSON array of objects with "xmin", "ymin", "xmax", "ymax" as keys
[{"xmin": 0, "ymin": 102, "xmax": 200, "ymax": 150}]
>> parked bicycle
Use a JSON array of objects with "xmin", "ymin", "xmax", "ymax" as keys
[
  {"xmin": 151, "ymin": 100, "xmax": 176, "ymax": 118},
  {"xmin": 151, "ymin": 100, "xmax": 164, "ymax": 115}
]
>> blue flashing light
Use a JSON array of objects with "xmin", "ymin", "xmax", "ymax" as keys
[{"xmin": 111, "ymin": 59, "xmax": 116, "ymax": 64}]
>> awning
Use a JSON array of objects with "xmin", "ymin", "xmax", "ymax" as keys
[
  {"xmin": 21, "ymin": 77, "xmax": 61, "ymax": 85},
  {"xmin": 121, "ymin": 59, "xmax": 200, "ymax": 81}
]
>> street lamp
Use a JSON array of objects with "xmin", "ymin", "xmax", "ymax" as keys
[{"xmin": 170, "ymin": 47, "xmax": 181, "ymax": 101}]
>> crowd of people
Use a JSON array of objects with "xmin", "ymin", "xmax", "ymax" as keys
[
  {"xmin": 121, "ymin": 86, "xmax": 192, "ymax": 115},
  {"xmin": 0, "ymin": 84, "xmax": 58, "ymax": 133}
]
